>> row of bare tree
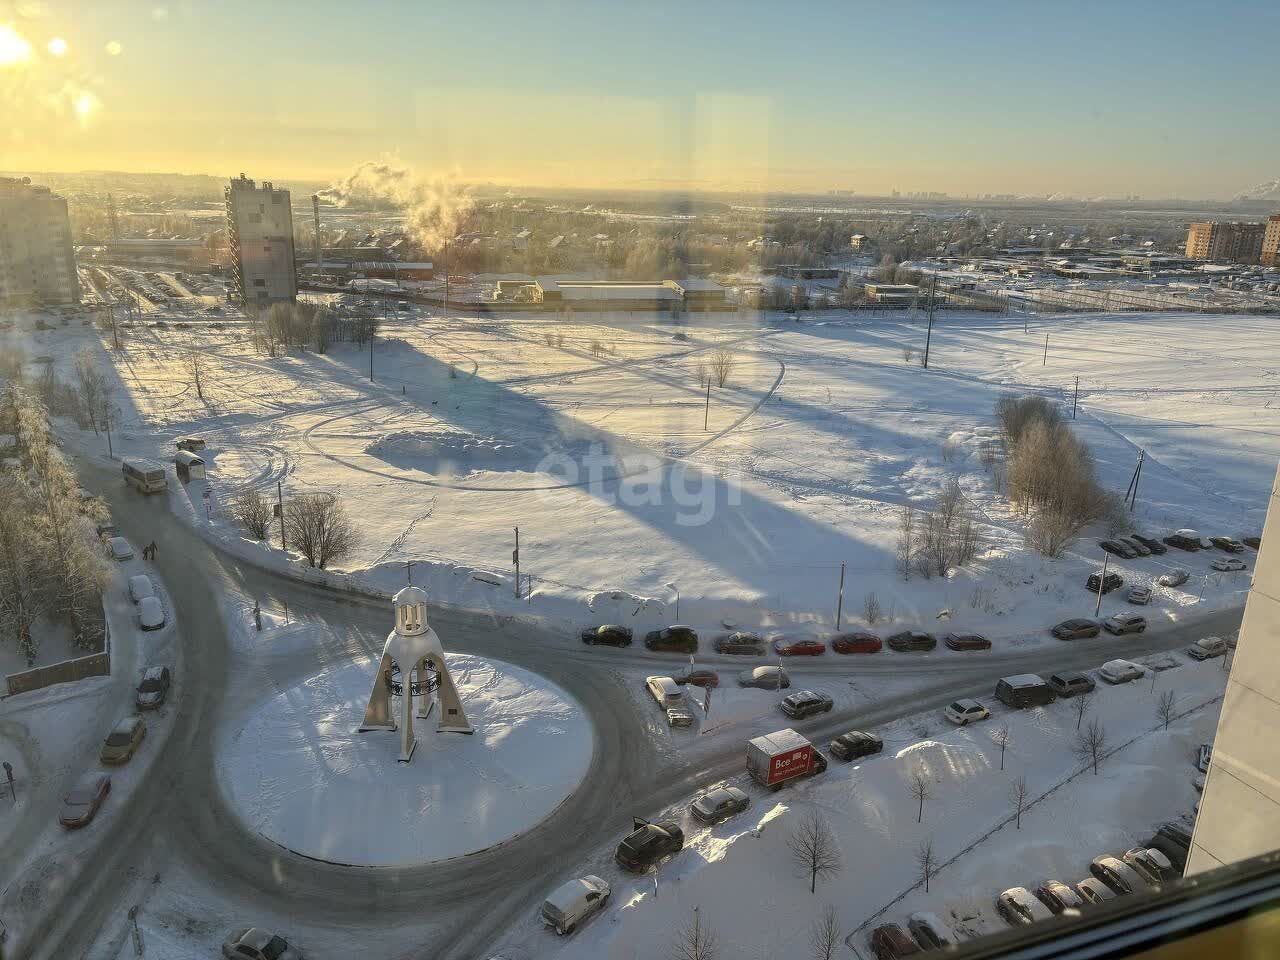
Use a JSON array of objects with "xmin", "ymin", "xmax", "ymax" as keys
[
  {"xmin": 895, "ymin": 477, "xmax": 981, "ymax": 580},
  {"xmin": 693, "ymin": 350, "xmax": 738, "ymax": 389},
  {"xmin": 229, "ymin": 487, "xmax": 359, "ymax": 571},
  {"xmin": 248, "ymin": 303, "xmax": 380, "ymax": 358}
]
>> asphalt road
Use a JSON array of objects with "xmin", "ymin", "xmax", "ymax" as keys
[{"xmin": 29, "ymin": 456, "xmax": 1245, "ymax": 960}]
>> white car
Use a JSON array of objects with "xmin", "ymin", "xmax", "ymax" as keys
[
  {"xmin": 108, "ymin": 537, "xmax": 134, "ymax": 561},
  {"xmin": 1123, "ymin": 847, "xmax": 1174, "ymax": 884},
  {"xmin": 127, "ymin": 574, "xmax": 155, "ymax": 604},
  {"xmin": 1197, "ymin": 743, "xmax": 1212, "ymax": 773},
  {"xmin": 138, "ymin": 596, "xmax": 165, "ymax": 631},
  {"xmin": 645, "ymin": 676, "xmax": 682, "ymax": 709},
  {"xmin": 1211, "ymin": 557, "xmax": 1247, "ymax": 573},
  {"xmin": 996, "ymin": 887, "xmax": 1053, "ymax": 926},
  {"xmin": 1187, "ymin": 636, "xmax": 1228, "ymax": 660},
  {"xmin": 1158, "ymin": 568, "xmax": 1190, "ymax": 588},
  {"xmin": 1099, "ymin": 659, "xmax": 1143, "ymax": 684},
  {"xmin": 1127, "ymin": 585, "xmax": 1152, "ymax": 605},
  {"xmin": 944, "ymin": 698, "xmax": 990, "ymax": 725},
  {"xmin": 1076, "ymin": 877, "xmax": 1117, "ymax": 907},
  {"xmin": 666, "ymin": 704, "xmax": 695, "ymax": 728}
]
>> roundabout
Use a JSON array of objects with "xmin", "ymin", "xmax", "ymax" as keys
[{"xmin": 216, "ymin": 652, "xmax": 594, "ymax": 867}]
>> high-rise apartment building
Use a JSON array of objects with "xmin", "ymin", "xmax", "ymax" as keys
[
  {"xmin": 225, "ymin": 174, "xmax": 297, "ymax": 307},
  {"xmin": 1261, "ymin": 214, "xmax": 1280, "ymax": 268},
  {"xmin": 1184, "ymin": 220, "xmax": 1266, "ymax": 264},
  {"xmin": 0, "ymin": 176, "xmax": 79, "ymax": 306}
]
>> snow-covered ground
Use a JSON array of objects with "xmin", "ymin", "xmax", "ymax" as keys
[
  {"xmin": 495, "ymin": 653, "xmax": 1225, "ymax": 960},
  {"xmin": 24, "ymin": 307, "xmax": 1274, "ymax": 650},
  {"xmin": 217, "ymin": 650, "xmax": 593, "ymax": 866}
]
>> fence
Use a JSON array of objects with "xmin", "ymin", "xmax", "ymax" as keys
[{"xmin": 4, "ymin": 610, "xmax": 111, "ymax": 697}]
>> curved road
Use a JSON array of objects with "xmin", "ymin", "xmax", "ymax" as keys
[{"xmin": 31, "ymin": 456, "xmax": 1244, "ymax": 960}]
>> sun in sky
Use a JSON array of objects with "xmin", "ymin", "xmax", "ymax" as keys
[{"xmin": 0, "ymin": 23, "xmax": 34, "ymax": 66}]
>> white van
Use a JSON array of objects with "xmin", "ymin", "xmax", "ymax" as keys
[
  {"xmin": 645, "ymin": 676, "xmax": 683, "ymax": 709},
  {"xmin": 128, "ymin": 574, "xmax": 155, "ymax": 604},
  {"xmin": 541, "ymin": 875, "xmax": 609, "ymax": 935}
]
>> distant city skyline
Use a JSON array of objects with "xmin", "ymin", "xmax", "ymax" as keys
[{"xmin": 2, "ymin": 0, "xmax": 1279, "ymax": 199}]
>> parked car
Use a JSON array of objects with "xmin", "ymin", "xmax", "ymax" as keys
[
  {"xmin": 580, "ymin": 624, "xmax": 632, "ymax": 646},
  {"xmin": 906, "ymin": 912, "xmax": 956, "ymax": 949},
  {"xmin": 1147, "ymin": 822, "xmax": 1192, "ymax": 872},
  {"xmin": 96, "ymin": 521, "xmax": 118, "ymax": 540},
  {"xmin": 1130, "ymin": 533, "xmax": 1167, "ymax": 555},
  {"xmin": 869, "ymin": 924, "xmax": 922, "ymax": 958},
  {"xmin": 1090, "ymin": 855, "xmax": 1146, "ymax": 895},
  {"xmin": 1164, "ymin": 529, "xmax": 1203, "ymax": 551},
  {"xmin": 666, "ymin": 704, "xmax": 695, "ymax": 728},
  {"xmin": 690, "ymin": 786, "xmax": 750, "ymax": 824},
  {"xmin": 1210, "ymin": 536, "xmax": 1246, "ymax": 553},
  {"xmin": 99, "ymin": 716, "xmax": 146, "ymax": 765},
  {"xmin": 1197, "ymin": 743, "xmax": 1212, "ymax": 773},
  {"xmin": 1120, "ymin": 536, "xmax": 1151, "ymax": 557},
  {"xmin": 540, "ymin": 876, "xmax": 610, "ymax": 936},
  {"xmin": 829, "ymin": 730, "xmax": 883, "ymax": 762},
  {"xmin": 1103, "ymin": 612, "xmax": 1147, "ymax": 635},
  {"xmin": 644, "ymin": 626, "xmax": 698, "ymax": 653},
  {"xmin": 221, "ymin": 929, "xmax": 303, "ymax": 960},
  {"xmin": 997, "ymin": 887, "xmax": 1054, "ymax": 926},
  {"xmin": 944, "ymin": 698, "xmax": 990, "ymax": 725},
  {"xmin": 738, "ymin": 665, "xmax": 790, "ymax": 689},
  {"xmin": 1243, "ymin": 536, "xmax": 1261, "ymax": 550},
  {"xmin": 1124, "ymin": 847, "xmax": 1175, "ymax": 884},
  {"xmin": 1127, "ymin": 585, "xmax": 1152, "ymax": 605},
  {"xmin": 713, "ymin": 631, "xmax": 765, "ymax": 655},
  {"xmin": 1047, "ymin": 670, "xmax": 1095, "ymax": 697},
  {"xmin": 672, "ymin": 667, "xmax": 719, "ymax": 688},
  {"xmin": 58, "ymin": 773, "xmax": 111, "ymax": 828},
  {"xmin": 615, "ymin": 817, "xmax": 683, "ymax": 871},
  {"xmin": 1100, "ymin": 539, "xmax": 1138, "ymax": 559},
  {"xmin": 831, "ymin": 630, "xmax": 882, "ymax": 654},
  {"xmin": 1211, "ymin": 557, "xmax": 1247, "ymax": 573},
  {"xmin": 995, "ymin": 674, "xmax": 1056, "ymax": 708},
  {"xmin": 772, "ymin": 637, "xmax": 825, "ymax": 657},
  {"xmin": 127, "ymin": 574, "xmax": 155, "ymax": 603},
  {"xmin": 645, "ymin": 676, "xmax": 683, "ymax": 709},
  {"xmin": 1076, "ymin": 877, "xmax": 1118, "ymax": 907},
  {"xmin": 780, "ymin": 690, "xmax": 833, "ymax": 719},
  {"xmin": 943, "ymin": 632, "xmax": 990, "ymax": 651},
  {"xmin": 135, "ymin": 665, "xmax": 171, "ymax": 709},
  {"xmin": 1086, "ymin": 571, "xmax": 1123, "ymax": 594},
  {"xmin": 1158, "ymin": 568, "xmax": 1190, "ymax": 588},
  {"xmin": 886, "ymin": 630, "xmax": 936, "ymax": 652},
  {"xmin": 1034, "ymin": 880, "xmax": 1084, "ymax": 914},
  {"xmin": 138, "ymin": 596, "xmax": 165, "ymax": 631},
  {"xmin": 108, "ymin": 536, "xmax": 134, "ymax": 561},
  {"xmin": 1099, "ymin": 659, "xmax": 1144, "ymax": 684},
  {"xmin": 1052, "ymin": 618, "xmax": 1100, "ymax": 640},
  {"xmin": 1187, "ymin": 636, "xmax": 1229, "ymax": 660}
]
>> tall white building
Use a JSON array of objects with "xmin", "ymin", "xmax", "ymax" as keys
[
  {"xmin": 1187, "ymin": 463, "xmax": 1280, "ymax": 873},
  {"xmin": 225, "ymin": 174, "xmax": 297, "ymax": 307},
  {"xmin": 0, "ymin": 176, "xmax": 78, "ymax": 306}
]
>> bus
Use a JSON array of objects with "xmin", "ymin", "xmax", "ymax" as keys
[{"xmin": 122, "ymin": 458, "xmax": 168, "ymax": 494}]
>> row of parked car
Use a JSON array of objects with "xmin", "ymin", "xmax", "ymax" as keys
[
  {"xmin": 583, "ymin": 623, "xmax": 993, "ymax": 655},
  {"xmin": 1099, "ymin": 529, "xmax": 1253, "ymax": 574}
]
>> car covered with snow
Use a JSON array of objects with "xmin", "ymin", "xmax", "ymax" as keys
[
  {"xmin": 690, "ymin": 786, "xmax": 750, "ymax": 824},
  {"xmin": 1099, "ymin": 659, "xmax": 1143, "ymax": 684},
  {"xmin": 780, "ymin": 690, "xmax": 833, "ymax": 719},
  {"xmin": 666, "ymin": 704, "xmax": 695, "ymax": 728},
  {"xmin": 1103, "ymin": 612, "xmax": 1147, "ymax": 635},
  {"xmin": 1163, "ymin": 529, "xmax": 1203, "ymax": 551},
  {"xmin": 127, "ymin": 574, "xmax": 155, "ymax": 603},
  {"xmin": 1033, "ymin": 880, "xmax": 1083, "ymax": 914},
  {"xmin": 221, "ymin": 928, "xmax": 302, "ymax": 960},
  {"xmin": 614, "ymin": 817, "xmax": 683, "ymax": 871},
  {"xmin": 1075, "ymin": 876, "xmax": 1117, "ymax": 906},
  {"xmin": 645, "ymin": 676, "xmax": 683, "ymax": 709},
  {"xmin": 1158, "ymin": 568, "xmax": 1191, "ymax": 588},
  {"xmin": 996, "ymin": 886, "xmax": 1053, "ymax": 926},
  {"xmin": 1052, "ymin": 618, "xmax": 1100, "ymax": 640},
  {"xmin": 886, "ymin": 630, "xmax": 936, "ymax": 652},
  {"xmin": 1187, "ymin": 636, "xmax": 1228, "ymax": 660},
  {"xmin": 831, "ymin": 630, "xmax": 881, "ymax": 654},
  {"xmin": 738, "ymin": 665, "xmax": 790, "ymax": 689},
  {"xmin": 108, "ymin": 536, "xmax": 134, "ymax": 561},
  {"xmin": 1197, "ymin": 743, "xmax": 1212, "ymax": 773},
  {"xmin": 829, "ymin": 730, "xmax": 883, "ymax": 762},
  {"xmin": 1127, "ymin": 585, "xmax": 1152, "ymax": 605},
  {"xmin": 580, "ymin": 624, "xmax": 632, "ymax": 646},
  {"xmin": 1090, "ymin": 855, "xmax": 1146, "ymax": 895},
  {"xmin": 713, "ymin": 630, "xmax": 765, "ymax": 655},
  {"xmin": 944, "ymin": 698, "xmax": 990, "ymax": 725},
  {"xmin": 540, "ymin": 875, "xmax": 609, "ymax": 936},
  {"xmin": 943, "ymin": 632, "xmax": 990, "ymax": 651},
  {"xmin": 59, "ymin": 773, "xmax": 111, "ymax": 828},
  {"xmin": 906, "ymin": 912, "xmax": 955, "ymax": 949},
  {"xmin": 1210, "ymin": 556, "xmax": 1247, "ymax": 572},
  {"xmin": 138, "ymin": 596, "xmax": 165, "ymax": 631},
  {"xmin": 1123, "ymin": 847, "xmax": 1175, "ymax": 884},
  {"xmin": 644, "ymin": 625, "xmax": 698, "ymax": 653}
]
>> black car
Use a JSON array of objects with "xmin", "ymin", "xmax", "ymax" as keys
[
  {"xmin": 1047, "ymin": 670, "xmax": 1096, "ymax": 697},
  {"xmin": 1210, "ymin": 536, "xmax": 1246, "ymax": 554},
  {"xmin": 944, "ymin": 632, "xmax": 990, "ymax": 651},
  {"xmin": 887, "ymin": 630, "xmax": 937, "ymax": 652},
  {"xmin": 1119, "ymin": 536, "xmax": 1151, "ymax": 557},
  {"xmin": 1052, "ymin": 618, "xmax": 1101, "ymax": 640},
  {"xmin": 580, "ymin": 624, "xmax": 633, "ymax": 647},
  {"xmin": 135, "ymin": 666, "xmax": 171, "ymax": 710},
  {"xmin": 713, "ymin": 631, "xmax": 765, "ymax": 655},
  {"xmin": 1147, "ymin": 822, "xmax": 1192, "ymax": 872},
  {"xmin": 615, "ymin": 817, "xmax": 684, "ymax": 871},
  {"xmin": 644, "ymin": 626, "xmax": 698, "ymax": 654},
  {"xmin": 779, "ymin": 690, "xmax": 834, "ymax": 719},
  {"xmin": 1243, "ymin": 536, "xmax": 1261, "ymax": 550},
  {"xmin": 1163, "ymin": 532, "xmax": 1201, "ymax": 551},
  {"xmin": 829, "ymin": 730, "xmax": 883, "ymax": 762},
  {"xmin": 1086, "ymin": 571, "xmax": 1123, "ymax": 594},
  {"xmin": 1130, "ymin": 533, "xmax": 1168, "ymax": 555},
  {"xmin": 1100, "ymin": 539, "xmax": 1137, "ymax": 559}
]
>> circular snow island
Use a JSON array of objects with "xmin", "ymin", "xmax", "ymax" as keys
[{"xmin": 217, "ymin": 654, "xmax": 593, "ymax": 867}]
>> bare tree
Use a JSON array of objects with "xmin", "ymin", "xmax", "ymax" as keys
[
  {"xmin": 909, "ymin": 767, "xmax": 931, "ymax": 823},
  {"xmin": 72, "ymin": 346, "xmax": 106, "ymax": 434},
  {"xmin": 862, "ymin": 591, "xmax": 882, "ymax": 625},
  {"xmin": 693, "ymin": 360, "xmax": 710, "ymax": 389},
  {"xmin": 231, "ymin": 488, "xmax": 273, "ymax": 541},
  {"xmin": 788, "ymin": 811, "xmax": 843, "ymax": 894},
  {"xmin": 1010, "ymin": 775, "xmax": 1030, "ymax": 829},
  {"xmin": 1156, "ymin": 690, "xmax": 1177, "ymax": 730},
  {"xmin": 672, "ymin": 908, "xmax": 718, "ymax": 960},
  {"xmin": 284, "ymin": 493, "xmax": 359, "ymax": 569},
  {"xmin": 187, "ymin": 346, "xmax": 205, "ymax": 401},
  {"xmin": 711, "ymin": 349, "xmax": 736, "ymax": 388},
  {"xmin": 915, "ymin": 838, "xmax": 936, "ymax": 892},
  {"xmin": 992, "ymin": 724, "xmax": 1011, "ymax": 771},
  {"xmin": 1072, "ymin": 689, "xmax": 1093, "ymax": 731},
  {"xmin": 589, "ymin": 339, "xmax": 606, "ymax": 358},
  {"xmin": 1075, "ymin": 718, "xmax": 1108, "ymax": 775},
  {"xmin": 895, "ymin": 503, "xmax": 915, "ymax": 580},
  {"xmin": 809, "ymin": 904, "xmax": 842, "ymax": 960},
  {"xmin": 0, "ymin": 476, "xmax": 45, "ymax": 664},
  {"xmin": 902, "ymin": 345, "xmax": 915, "ymax": 363}
]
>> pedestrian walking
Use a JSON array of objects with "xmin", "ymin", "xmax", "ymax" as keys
[{"xmin": 148, "ymin": 540, "xmax": 158, "ymax": 560}]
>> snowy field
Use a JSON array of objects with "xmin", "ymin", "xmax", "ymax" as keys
[
  {"xmin": 21, "ymin": 306, "xmax": 1274, "ymax": 646},
  {"xmin": 496, "ymin": 654, "xmax": 1226, "ymax": 960}
]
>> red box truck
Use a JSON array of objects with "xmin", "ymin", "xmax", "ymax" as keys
[{"xmin": 747, "ymin": 728, "xmax": 827, "ymax": 789}]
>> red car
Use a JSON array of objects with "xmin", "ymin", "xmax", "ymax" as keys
[
  {"xmin": 772, "ymin": 637, "xmax": 825, "ymax": 657},
  {"xmin": 673, "ymin": 668, "xmax": 720, "ymax": 688},
  {"xmin": 831, "ymin": 631, "xmax": 882, "ymax": 654}
]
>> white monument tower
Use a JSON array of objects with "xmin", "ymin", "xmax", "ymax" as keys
[{"xmin": 359, "ymin": 586, "xmax": 473, "ymax": 762}]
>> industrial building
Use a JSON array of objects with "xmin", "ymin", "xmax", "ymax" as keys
[
  {"xmin": 0, "ymin": 176, "xmax": 78, "ymax": 306},
  {"xmin": 494, "ymin": 278, "xmax": 726, "ymax": 312},
  {"xmin": 225, "ymin": 174, "xmax": 297, "ymax": 306},
  {"xmin": 864, "ymin": 283, "xmax": 921, "ymax": 305},
  {"xmin": 1184, "ymin": 220, "xmax": 1266, "ymax": 264},
  {"xmin": 1262, "ymin": 214, "xmax": 1280, "ymax": 268}
]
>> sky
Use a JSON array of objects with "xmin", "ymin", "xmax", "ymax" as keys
[{"xmin": 1, "ymin": 0, "xmax": 1278, "ymax": 199}]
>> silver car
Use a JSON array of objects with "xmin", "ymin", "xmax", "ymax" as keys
[
  {"xmin": 222, "ymin": 928, "xmax": 302, "ymax": 960},
  {"xmin": 690, "ymin": 786, "xmax": 750, "ymax": 824}
]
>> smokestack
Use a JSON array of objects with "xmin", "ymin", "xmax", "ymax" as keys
[{"xmin": 312, "ymin": 194, "xmax": 321, "ymax": 266}]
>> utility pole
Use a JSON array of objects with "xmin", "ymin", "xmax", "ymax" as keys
[
  {"xmin": 703, "ymin": 380, "xmax": 711, "ymax": 431},
  {"xmin": 835, "ymin": 561, "xmax": 846, "ymax": 629},
  {"xmin": 1095, "ymin": 553, "xmax": 1110, "ymax": 617},
  {"xmin": 1043, "ymin": 332, "xmax": 1049, "ymax": 366},
  {"xmin": 1072, "ymin": 376, "xmax": 1079, "ymax": 420},
  {"xmin": 406, "ymin": 560, "xmax": 414, "ymax": 585},
  {"xmin": 105, "ymin": 408, "xmax": 113, "ymax": 459},
  {"xmin": 1129, "ymin": 450, "xmax": 1145, "ymax": 511},
  {"xmin": 513, "ymin": 526, "xmax": 520, "ymax": 599},
  {"xmin": 277, "ymin": 480, "xmax": 286, "ymax": 550},
  {"xmin": 443, "ymin": 241, "xmax": 449, "ymax": 313},
  {"xmin": 369, "ymin": 330, "xmax": 374, "ymax": 382},
  {"xmin": 921, "ymin": 275, "xmax": 938, "ymax": 369}
]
